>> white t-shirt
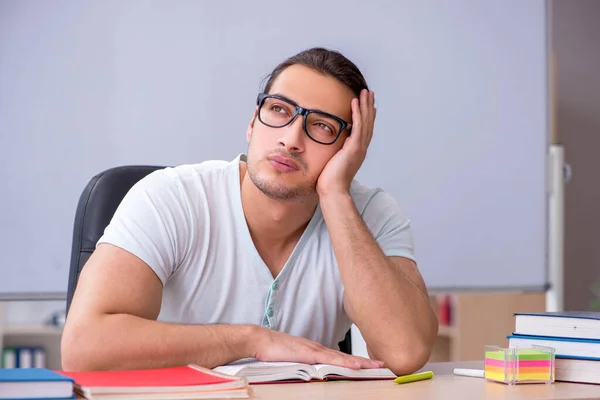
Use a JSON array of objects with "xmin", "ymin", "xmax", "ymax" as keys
[{"xmin": 98, "ymin": 153, "xmax": 416, "ymax": 350}]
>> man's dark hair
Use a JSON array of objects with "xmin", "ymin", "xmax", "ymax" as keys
[{"xmin": 262, "ymin": 47, "xmax": 369, "ymax": 97}]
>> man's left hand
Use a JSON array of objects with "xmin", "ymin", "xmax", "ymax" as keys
[{"xmin": 316, "ymin": 89, "xmax": 376, "ymax": 197}]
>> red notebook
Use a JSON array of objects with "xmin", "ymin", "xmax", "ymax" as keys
[{"xmin": 57, "ymin": 364, "xmax": 249, "ymax": 399}]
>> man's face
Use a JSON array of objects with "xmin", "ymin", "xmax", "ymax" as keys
[{"xmin": 246, "ymin": 64, "xmax": 355, "ymax": 201}]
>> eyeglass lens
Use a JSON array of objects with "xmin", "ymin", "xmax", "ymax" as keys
[{"xmin": 259, "ymin": 97, "xmax": 342, "ymax": 144}]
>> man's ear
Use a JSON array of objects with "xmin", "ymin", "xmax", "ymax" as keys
[{"xmin": 246, "ymin": 107, "xmax": 258, "ymax": 142}]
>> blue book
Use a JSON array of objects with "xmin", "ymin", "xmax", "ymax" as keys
[
  {"xmin": 513, "ymin": 311, "xmax": 600, "ymax": 340},
  {"xmin": 0, "ymin": 368, "xmax": 74, "ymax": 400},
  {"xmin": 507, "ymin": 334, "xmax": 600, "ymax": 360}
]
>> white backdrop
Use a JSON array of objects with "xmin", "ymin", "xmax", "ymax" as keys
[{"xmin": 0, "ymin": 0, "xmax": 548, "ymax": 298}]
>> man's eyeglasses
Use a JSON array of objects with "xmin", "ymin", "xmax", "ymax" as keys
[{"xmin": 256, "ymin": 93, "xmax": 352, "ymax": 145}]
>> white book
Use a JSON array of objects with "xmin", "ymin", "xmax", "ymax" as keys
[
  {"xmin": 33, "ymin": 347, "xmax": 46, "ymax": 369},
  {"xmin": 514, "ymin": 311, "xmax": 600, "ymax": 340},
  {"xmin": 508, "ymin": 334, "xmax": 600, "ymax": 359},
  {"xmin": 556, "ymin": 358, "xmax": 600, "ymax": 385},
  {"xmin": 2, "ymin": 349, "xmax": 16, "ymax": 369},
  {"xmin": 18, "ymin": 347, "xmax": 33, "ymax": 369}
]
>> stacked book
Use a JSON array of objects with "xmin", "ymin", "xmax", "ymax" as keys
[
  {"xmin": 508, "ymin": 311, "xmax": 600, "ymax": 384},
  {"xmin": 0, "ymin": 364, "xmax": 250, "ymax": 399}
]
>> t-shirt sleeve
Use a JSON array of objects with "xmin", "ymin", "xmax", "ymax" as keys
[
  {"xmin": 361, "ymin": 190, "xmax": 416, "ymax": 263},
  {"xmin": 96, "ymin": 169, "xmax": 192, "ymax": 285}
]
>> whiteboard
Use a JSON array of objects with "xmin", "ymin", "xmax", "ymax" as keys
[{"xmin": 0, "ymin": 0, "xmax": 549, "ymax": 298}]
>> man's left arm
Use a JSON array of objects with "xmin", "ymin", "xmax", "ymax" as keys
[
  {"xmin": 317, "ymin": 89, "xmax": 438, "ymax": 375},
  {"xmin": 319, "ymin": 193, "xmax": 438, "ymax": 376}
]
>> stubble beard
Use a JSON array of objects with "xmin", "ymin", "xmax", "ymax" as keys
[{"xmin": 247, "ymin": 143, "xmax": 315, "ymax": 202}]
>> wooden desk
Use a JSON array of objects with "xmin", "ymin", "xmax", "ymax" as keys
[
  {"xmin": 68, "ymin": 361, "xmax": 600, "ymax": 399},
  {"xmin": 249, "ymin": 362, "xmax": 600, "ymax": 400}
]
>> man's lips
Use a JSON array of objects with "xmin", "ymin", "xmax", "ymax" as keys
[{"xmin": 267, "ymin": 155, "xmax": 299, "ymax": 171}]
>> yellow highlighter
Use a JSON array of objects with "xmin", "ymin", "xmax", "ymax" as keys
[{"xmin": 394, "ymin": 370, "xmax": 434, "ymax": 384}]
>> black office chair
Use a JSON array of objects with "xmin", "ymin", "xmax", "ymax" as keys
[
  {"xmin": 66, "ymin": 165, "xmax": 165, "ymax": 314},
  {"xmin": 66, "ymin": 165, "xmax": 352, "ymax": 354}
]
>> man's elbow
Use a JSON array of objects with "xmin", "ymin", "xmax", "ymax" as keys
[
  {"xmin": 61, "ymin": 321, "xmax": 103, "ymax": 371},
  {"xmin": 61, "ymin": 330, "xmax": 86, "ymax": 371},
  {"xmin": 385, "ymin": 341, "xmax": 433, "ymax": 376},
  {"xmin": 387, "ymin": 321, "xmax": 438, "ymax": 375},
  {"xmin": 61, "ymin": 347, "xmax": 90, "ymax": 372}
]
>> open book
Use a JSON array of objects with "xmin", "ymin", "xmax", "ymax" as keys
[{"xmin": 213, "ymin": 359, "xmax": 396, "ymax": 384}]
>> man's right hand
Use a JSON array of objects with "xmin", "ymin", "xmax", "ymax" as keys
[{"xmin": 249, "ymin": 326, "xmax": 385, "ymax": 370}]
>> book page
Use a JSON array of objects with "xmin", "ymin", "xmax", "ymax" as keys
[
  {"xmin": 213, "ymin": 359, "xmax": 316, "ymax": 382},
  {"xmin": 313, "ymin": 364, "xmax": 396, "ymax": 380}
]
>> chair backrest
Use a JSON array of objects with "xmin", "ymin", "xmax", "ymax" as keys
[
  {"xmin": 66, "ymin": 165, "xmax": 166, "ymax": 314},
  {"xmin": 66, "ymin": 165, "xmax": 353, "ymax": 354}
]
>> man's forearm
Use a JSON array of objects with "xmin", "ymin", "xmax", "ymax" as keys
[
  {"xmin": 320, "ymin": 193, "xmax": 438, "ymax": 374},
  {"xmin": 61, "ymin": 314, "xmax": 257, "ymax": 371}
]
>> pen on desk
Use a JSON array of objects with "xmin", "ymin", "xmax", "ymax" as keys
[
  {"xmin": 453, "ymin": 368, "xmax": 485, "ymax": 378},
  {"xmin": 394, "ymin": 370, "xmax": 434, "ymax": 384}
]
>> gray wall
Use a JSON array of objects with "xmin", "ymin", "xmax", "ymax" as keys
[{"xmin": 553, "ymin": 0, "xmax": 600, "ymax": 311}]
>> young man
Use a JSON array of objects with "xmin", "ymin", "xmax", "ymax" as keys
[{"xmin": 61, "ymin": 48, "xmax": 438, "ymax": 375}]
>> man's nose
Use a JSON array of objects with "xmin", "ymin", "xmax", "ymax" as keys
[{"xmin": 277, "ymin": 115, "xmax": 305, "ymax": 152}]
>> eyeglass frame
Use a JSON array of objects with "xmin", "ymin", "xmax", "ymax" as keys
[{"xmin": 256, "ymin": 93, "xmax": 352, "ymax": 145}]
